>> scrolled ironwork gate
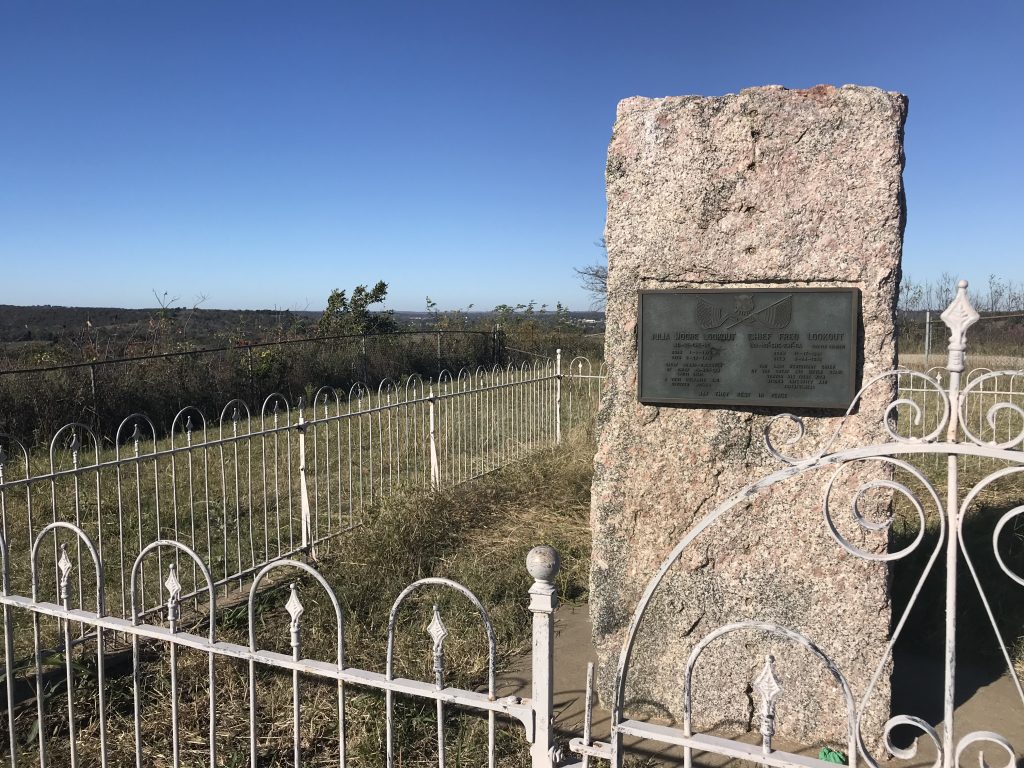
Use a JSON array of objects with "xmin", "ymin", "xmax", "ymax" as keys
[{"xmin": 569, "ymin": 280, "xmax": 1023, "ymax": 768}]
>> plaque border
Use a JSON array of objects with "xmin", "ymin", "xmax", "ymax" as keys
[{"xmin": 636, "ymin": 287, "xmax": 860, "ymax": 410}]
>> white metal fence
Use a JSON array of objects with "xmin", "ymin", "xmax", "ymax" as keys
[
  {"xmin": 0, "ymin": 354, "xmax": 605, "ymax": 623},
  {"xmin": 0, "ymin": 527, "xmax": 564, "ymax": 767},
  {"xmin": 895, "ymin": 366, "xmax": 1024, "ymax": 473},
  {"xmin": 0, "ymin": 351, "xmax": 604, "ymax": 767}
]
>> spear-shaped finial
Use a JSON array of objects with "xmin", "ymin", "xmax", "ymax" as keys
[
  {"xmin": 427, "ymin": 604, "xmax": 449, "ymax": 689},
  {"xmin": 940, "ymin": 279, "xmax": 979, "ymax": 374},
  {"xmin": 752, "ymin": 654, "xmax": 782, "ymax": 755},
  {"xmin": 57, "ymin": 544, "xmax": 73, "ymax": 604}
]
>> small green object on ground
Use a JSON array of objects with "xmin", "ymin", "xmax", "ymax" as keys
[{"xmin": 819, "ymin": 747, "xmax": 848, "ymax": 764}]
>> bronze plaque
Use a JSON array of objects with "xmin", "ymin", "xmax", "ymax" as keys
[{"xmin": 637, "ymin": 288, "xmax": 859, "ymax": 409}]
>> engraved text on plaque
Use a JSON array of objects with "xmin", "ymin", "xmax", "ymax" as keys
[{"xmin": 637, "ymin": 288, "xmax": 858, "ymax": 409}]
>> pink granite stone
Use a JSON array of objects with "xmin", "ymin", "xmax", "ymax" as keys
[{"xmin": 592, "ymin": 84, "xmax": 906, "ymax": 743}]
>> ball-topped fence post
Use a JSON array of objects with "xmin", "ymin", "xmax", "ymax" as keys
[{"xmin": 527, "ymin": 545, "xmax": 561, "ymax": 767}]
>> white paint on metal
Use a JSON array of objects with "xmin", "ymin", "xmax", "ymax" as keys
[
  {"xmin": 0, "ymin": 355, "xmax": 604, "ymax": 624},
  {"xmin": 941, "ymin": 279, "xmax": 981, "ymax": 375},
  {"xmin": 527, "ymin": 545, "xmax": 560, "ymax": 768}
]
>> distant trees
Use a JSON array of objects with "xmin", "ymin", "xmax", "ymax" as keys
[
  {"xmin": 492, "ymin": 301, "xmax": 572, "ymax": 331},
  {"xmin": 318, "ymin": 281, "xmax": 396, "ymax": 336},
  {"xmin": 424, "ymin": 296, "xmax": 475, "ymax": 331},
  {"xmin": 574, "ymin": 238, "xmax": 608, "ymax": 309},
  {"xmin": 899, "ymin": 273, "xmax": 1024, "ymax": 313},
  {"xmin": 897, "ymin": 273, "xmax": 1024, "ymax": 356}
]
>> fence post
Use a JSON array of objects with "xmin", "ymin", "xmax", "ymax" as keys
[
  {"xmin": 527, "ymin": 545, "xmax": 560, "ymax": 768},
  {"xmin": 361, "ymin": 334, "xmax": 368, "ymax": 382},
  {"xmin": 88, "ymin": 363, "xmax": 99, "ymax": 431},
  {"xmin": 428, "ymin": 387, "xmax": 440, "ymax": 490},
  {"xmin": 554, "ymin": 349, "xmax": 562, "ymax": 445},
  {"xmin": 297, "ymin": 397, "xmax": 314, "ymax": 558},
  {"xmin": 493, "ymin": 324, "xmax": 505, "ymax": 366},
  {"xmin": 925, "ymin": 310, "xmax": 932, "ymax": 364},
  {"xmin": 247, "ymin": 346, "xmax": 256, "ymax": 407}
]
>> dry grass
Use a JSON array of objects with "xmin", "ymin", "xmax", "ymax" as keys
[{"xmin": 898, "ymin": 353, "xmax": 1024, "ymax": 372}]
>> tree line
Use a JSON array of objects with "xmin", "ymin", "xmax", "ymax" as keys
[{"xmin": 899, "ymin": 273, "xmax": 1024, "ymax": 314}]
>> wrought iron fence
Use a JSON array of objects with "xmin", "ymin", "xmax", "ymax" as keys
[
  {"xmin": 0, "ymin": 524, "xmax": 563, "ymax": 767},
  {"xmin": 895, "ymin": 366, "xmax": 1024, "ymax": 475},
  {"xmin": 0, "ymin": 354, "xmax": 604, "ymax": 622},
  {"xmin": 0, "ymin": 350, "xmax": 604, "ymax": 766}
]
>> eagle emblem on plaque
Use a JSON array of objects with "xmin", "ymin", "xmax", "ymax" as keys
[{"xmin": 695, "ymin": 294, "xmax": 793, "ymax": 330}]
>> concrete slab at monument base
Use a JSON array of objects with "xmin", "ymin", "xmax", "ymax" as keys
[{"xmin": 592, "ymin": 84, "xmax": 907, "ymax": 743}]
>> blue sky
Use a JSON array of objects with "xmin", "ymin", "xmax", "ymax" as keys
[{"xmin": 1, "ymin": 1, "xmax": 1021, "ymax": 312}]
